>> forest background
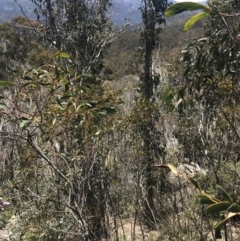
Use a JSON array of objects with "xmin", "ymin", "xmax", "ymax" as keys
[{"xmin": 0, "ymin": 0, "xmax": 239, "ymax": 240}]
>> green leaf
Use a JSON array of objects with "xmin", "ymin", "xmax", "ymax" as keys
[
  {"xmin": 52, "ymin": 118, "xmax": 56, "ymax": 125},
  {"xmin": 207, "ymin": 202, "xmax": 231, "ymax": 214},
  {"xmin": 21, "ymin": 82, "xmax": 33, "ymax": 88},
  {"xmin": 85, "ymin": 102, "xmax": 93, "ymax": 107},
  {"xmin": 55, "ymin": 97, "xmax": 63, "ymax": 109},
  {"xmin": 23, "ymin": 76, "xmax": 33, "ymax": 81},
  {"xmin": 228, "ymin": 204, "xmax": 240, "ymax": 212},
  {"xmin": 0, "ymin": 81, "xmax": 15, "ymax": 87},
  {"xmin": 53, "ymin": 51, "xmax": 70, "ymax": 58},
  {"xmin": 189, "ymin": 177, "xmax": 201, "ymax": 190},
  {"xmin": 97, "ymin": 107, "xmax": 116, "ymax": 115},
  {"xmin": 20, "ymin": 120, "xmax": 31, "ymax": 128},
  {"xmin": 216, "ymin": 185, "xmax": 233, "ymax": 203},
  {"xmin": 214, "ymin": 212, "xmax": 240, "ymax": 231},
  {"xmin": 162, "ymin": 89, "xmax": 175, "ymax": 102},
  {"xmin": 0, "ymin": 103, "xmax": 6, "ymax": 110},
  {"xmin": 155, "ymin": 164, "xmax": 179, "ymax": 175},
  {"xmin": 81, "ymin": 74, "xmax": 94, "ymax": 79},
  {"xmin": 98, "ymin": 110, "xmax": 108, "ymax": 115},
  {"xmin": 60, "ymin": 94, "xmax": 72, "ymax": 101},
  {"xmin": 199, "ymin": 193, "xmax": 219, "ymax": 204},
  {"xmin": 32, "ymin": 68, "xmax": 39, "ymax": 75},
  {"xmin": 99, "ymin": 107, "xmax": 117, "ymax": 114},
  {"xmin": 184, "ymin": 12, "xmax": 210, "ymax": 31},
  {"xmin": 164, "ymin": 2, "xmax": 208, "ymax": 17}
]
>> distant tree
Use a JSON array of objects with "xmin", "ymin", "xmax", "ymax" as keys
[
  {"xmin": 138, "ymin": 0, "xmax": 169, "ymax": 226},
  {"xmin": 30, "ymin": 0, "xmax": 113, "ymax": 74},
  {"xmin": 0, "ymin": 16, "xmax": 48, "ymax": 80}
]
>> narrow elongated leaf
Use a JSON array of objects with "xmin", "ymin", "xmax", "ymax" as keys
[
  {"xmin": 53, "ymin": 51, "xmax": 70, "ymax": 58},
  {"xmin": 23, "ymin": 76, "xmax": 33, "ymax": 81},
  {"xmin": 184, "ymin": 12, "xmax": 210, "ymax": 31},
  {"xmin": 20, "ymin": 120, "xmax": 31, "ymax": 128},
  {"xmin": 55, "ymin": 97, "xmax": 63, "ymax": 108},
  {"xmin": 164, "ymin": 2, "xmax": 208, "ymax": 17},
  {"xmin": 60, "ymin": 94, "xmax": 72, "ymax": 101},
  {"xmin": 0, "ymin": 81, "xmax": 14, "ymax": 87},
  {"xmin": 207, "ymin": 202, "xmax": 231, "ymax": 214},
  {"xmin": 216, "ymin": 185, "xmax": 232, "ymax": 203},
  {"xmin": 162, "ymin": 89, "xmax": 174, "ymax": 102},
  {"xmin": 0, "ymin": 103, "xmax": 6, "ymax": 110},
  {"xmin": 155, "ymin": 164, "xmax": 179, "ymax": 175},
  {"xmin": 21, "ymin": 82, "xmax": 34, "ymax": 88},
  {"xmin": 189, "ymin": 177, "xmax": 201, "ymax": 190},
  {"xmin": 98, "ymin": 110, "xmax": 108, "ymax": 115},
  {"xmin": 214, "ymin": 212, "xmax": 240, "ymax": 231},
  {"xmin": 228, "ymin": 204, "xmax": 240, "ymax": 212},
  {"xmin": 98, "ymin": 107, "xmax": 117, "ymax": 114},
  {"xmin": 81, "ymin": 74, "xmax": 94, "ymax": 79},
  {"xmin": 199, "ymin": 193, "xmax": 219, "ymax": 204}
]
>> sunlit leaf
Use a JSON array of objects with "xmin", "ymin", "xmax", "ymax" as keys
[
  {"xmin": 53, "ymin": 51, "xmax": 70, "ymax": 58},
  {"xmin": 21, "ymin": 82, "xmax": 34, "ymax": 88},
  {"xmin": 155, "ymin": 164, "xmax": 179, "ymax": 175},
  {"xmin": 0, "ymin": 81, "xmax": 15, "ymax": 87},
  {"xmin": 0, "ymin": 103, "xmax": 6, "ymax": 110},
  {"xmin": 164, "ymin": 2, "xmax": 208, "ymax": 17},
  {"xmin": 184, "ymin": 12, "xmax": 210, "ymax": 31},
  {"xmin": 94, "ymin": 107, "xmax": 117, "ymax": 115},
  {"xmin": 32, "ymin": 68, "xmax": 39, "ymax": 75},
  {"xmin": 98, "ymin": 110, "xmax": 108, "ymax": 115},
  {"xmin": 20, "ymin": 120, "xmax": 31, "ymax": 128},
  {"xmin": 81, "ymin": 74, "xmax": 94, "ymax": 79},
  {"xmin": 99, "ymin": 107, "xmax": 117, "ymax": 114},
  {"xmin": 214, "ymin": 212, "xmax": 240, "ymax": 231},
  {"xmin": 85, "ymin": 102, "xmax": 93, "ymax": 107}
]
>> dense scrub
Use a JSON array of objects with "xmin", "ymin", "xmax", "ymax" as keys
[{"xmin": 0, "ymin": 0, "xmax": 240, "ymax": 240}]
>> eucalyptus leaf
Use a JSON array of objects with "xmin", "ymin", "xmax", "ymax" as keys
[
  {"xmin": 55, "ymin": 97, "xmax": 63, "ymax": 109},
  {"xmin": 216, "ymin": 185, "xmax": 232, "ymax": 203},
  {"xmin": 184, "ymin": 12, "xmax": 210, "ymax": 31},
  {"xmin": 199, "ymin": 193, "xmax": 219, "ymax": 204},
  {"xmin": 53, "ymin": 51, "xmax": 70, "ymax": 58},
  {"xmin": 214, "ymin": 212, "xmax": 240, "ymax": 231},
  {"xmin": 207, "ymin": 202, "xmax": 231, "ymax": 214},
  {"xmin": 0, "ymin": 104, "xmax": 6, "ymax": 110},
  {"xmin": 189, "ymin": 177, "xmax": 201, "ymax": 190},
  {"xmin": 164, "ymin": 2, "xmax": 208, "ymax": 17},
  {"xmin": 0, "ymin": 81, "xmax": 15, "ymax": 87},
  {"xmin": 155, "ymin": 164, "xmax": 179, "ymax": 175},
  {"xmin": 228, "ymin": 204, "xmax": 240, "ymax": 212},
  {"xmin": 20, "ymin": 120, "xmax": 31, "ymax": 128}
]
